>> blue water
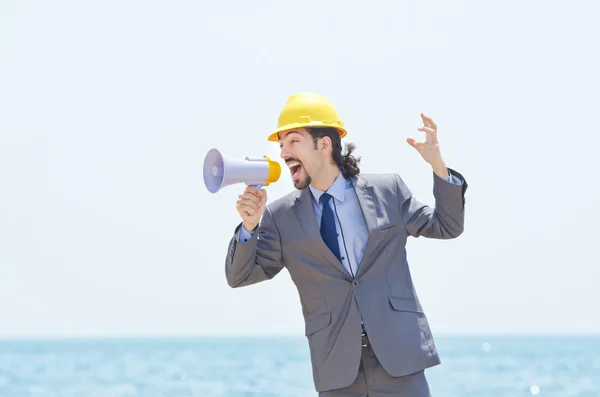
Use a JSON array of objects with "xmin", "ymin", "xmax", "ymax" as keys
[{"xmin": 0, "ymin": 336, "xmax": 598, "ymax": 396}]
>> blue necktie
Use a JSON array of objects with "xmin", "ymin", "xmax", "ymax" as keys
[{"xmin": 319, "ymin": 193, "xmax": 341, "ymax": 261}]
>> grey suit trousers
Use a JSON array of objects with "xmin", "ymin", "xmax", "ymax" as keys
[{"xmin": 319, "ymin": 345, "xmax": 432, "ymax": 397}]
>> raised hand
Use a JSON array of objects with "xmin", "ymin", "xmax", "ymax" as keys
[
  {"xmin": 236, "ymin": 186, "xmax": 267, "ymax": 232},
  {"xmin": 406, "ymin": 113, "xmax": 449, "ymax": 178}
]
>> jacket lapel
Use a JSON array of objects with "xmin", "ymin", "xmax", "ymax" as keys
[
  {"xmin": 292, "ymin": 188, "xmax": 352, "ymax": 279},
  {"xmin": 352, "ymin": 176, "xmax": 382, "ymax": 277},
  {"xmin": 353, "ymin": 176, "xmax": 378, "ymax": 235}
]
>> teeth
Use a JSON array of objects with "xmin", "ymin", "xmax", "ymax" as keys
[{"xmin": 287, "ymin": 161, "xmax": 300, "ymax": 168}]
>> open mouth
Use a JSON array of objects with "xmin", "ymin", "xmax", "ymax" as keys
[{"xmin": 287, "ymin": 161, "xmax": 302, "ymax": 178}]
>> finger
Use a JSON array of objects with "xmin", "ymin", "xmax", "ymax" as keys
[
  {"xmin": 236, "ymin": 203, "xmax": 252, "ymax": 216},
  {"xmin": 421, "ymin": 113, "xmax": 437, "ymax": 131},
  {"xmin": 420, "ymin": 113, "xmax": 431, "ymax": 128},
  {"xmin": 237, "ymin": 200, "xmax": 258, "ymax": 212},
  {"xmin": 418, "ymin": 127, "xmax": 438, "ymax": 143},
  {"xmin": 256, "ymin": 188, "xmax": 267, "ymax": 203},
  {"xmin": 237, "ymin": 197, "xmax": 260, "ymax": 210},
  {"xmin": 428, "ymin": 116, "xmax": 437, "ymax": 130},
  {"xmin": 418, "ymin": 127, "xmax": 433, "ymax": 143},
  {"xmin": 239, "ymin": 193, "xmax": 261, "ymax": 206},
  {"xmin": 244, "ymin": 185, "xmax": 262, "ymax": 196},
  {"xmin": 237, "ymin": 197, "xmax": 259, "ymax": 212},
  {"xmin": 406, "ymin": 138, "xmax": 425, "ymax": 150},
  {"xmin": 238, "ymin": 198, "xmax": 260, "ymax": 212},
  {"xmin": 237, "ymin": 202, "xmax": 259, "ymax": 216}
]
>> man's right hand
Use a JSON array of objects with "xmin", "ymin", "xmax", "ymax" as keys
[{"xmin": 236, "ymin": 186, "xmax": 267, "ymax": 232}]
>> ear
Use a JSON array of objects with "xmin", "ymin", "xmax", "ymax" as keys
[{"xmin": 321, "ymin": 136, "xmax": 331, "ymax": 151}]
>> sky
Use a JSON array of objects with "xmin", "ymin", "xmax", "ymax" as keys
[{"xmin": 1, "ymin": 0, "xmax": 599, "ymax": 339}]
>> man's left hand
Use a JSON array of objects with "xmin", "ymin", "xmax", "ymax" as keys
[{"xmin": 406, "ymin": 113, "xmax": 449, "ymax": 179}]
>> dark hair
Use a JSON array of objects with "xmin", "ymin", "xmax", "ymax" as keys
[{"xmin": 307, "ymin": 127, "xmax": 361, "ymax": 178}]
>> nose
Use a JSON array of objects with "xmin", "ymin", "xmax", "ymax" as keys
[{"xmin": 280, "ymin": 145, "xmax": 290, "ymax": 160}]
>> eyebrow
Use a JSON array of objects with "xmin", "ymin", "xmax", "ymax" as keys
[{"xmin": 278, "ymin": 131, "xmax": 302, "ymax": 142}]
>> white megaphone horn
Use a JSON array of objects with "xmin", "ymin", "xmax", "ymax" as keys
[{"xmin": 203, "ymin": 148, "xmax": 282, "ymax": 193}]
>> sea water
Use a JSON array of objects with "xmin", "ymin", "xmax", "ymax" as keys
[{"xmin": 0, "ymin": 335, "xmax": 598, "ymax": 396}]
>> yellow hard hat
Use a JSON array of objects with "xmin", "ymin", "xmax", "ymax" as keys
[{"xmin": 267, "ymin": 92, "xmax": 347, "ymax": 142}]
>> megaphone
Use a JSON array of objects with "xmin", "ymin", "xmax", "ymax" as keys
[{"xmin": 203, "ymin": 148, "xmax": 282, "ymax": 193}]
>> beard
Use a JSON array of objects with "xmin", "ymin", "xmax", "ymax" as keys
[{"xmin": 293, "ymin": 173, "xmax": 312, "ymax": 190}]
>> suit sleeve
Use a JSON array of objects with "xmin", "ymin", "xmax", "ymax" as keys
[
  {"xmin": 396, "ymin": 168, "xmax": 468, "ymax": 239},
  {"xmin": 225, "ymin": 205, "xmax": 284, "ymax": 288}
]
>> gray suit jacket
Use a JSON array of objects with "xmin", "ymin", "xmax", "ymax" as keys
[{"xmin": 225, "ymin": 169, "xmax": 467, "ymax": 392}]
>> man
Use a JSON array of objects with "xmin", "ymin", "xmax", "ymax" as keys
[{"xmin": 224, "ymin": 92, "xmax": 467, "ymax": 396}]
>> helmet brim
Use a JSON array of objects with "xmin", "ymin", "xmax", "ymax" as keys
[{"xmin": 267, "ymin": 123, "xmax": 347, "ymax": 142}]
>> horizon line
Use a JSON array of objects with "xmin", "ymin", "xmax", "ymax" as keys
[{"xmin": 1, "ymin": 331, "xmax": 599, "ymax": 342}]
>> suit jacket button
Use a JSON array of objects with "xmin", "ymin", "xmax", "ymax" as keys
[{"xmin": 352, "ymin": 280, "xmax": 359, "ymax": 287}]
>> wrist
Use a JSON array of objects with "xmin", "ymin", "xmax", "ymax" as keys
[
  {"xmin": 243, "ymin": 222, "xmax": 258, "ymax": 232},
  {"xmin": 431, "ymin": 162, "xmax": 449, "ymax": 179}
]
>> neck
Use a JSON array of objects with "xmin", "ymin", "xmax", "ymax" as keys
[{"xmin": 310, "ymin": 162, "xmax": 341, "ymax": 191}]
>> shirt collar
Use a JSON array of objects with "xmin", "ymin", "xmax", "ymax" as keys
[{"xmin": 309, "ymin": 170, "xmax": 348, "ymax": 205}]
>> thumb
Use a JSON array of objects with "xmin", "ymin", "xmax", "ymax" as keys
[
  {"xmin": 407, "ymin": 137, "xmax": 420, "ymax": 149},
  {"xmin": 257, "ymin": 188, "xmax": 267, "ymax": 202},
  {"xmin": 406, "ymin": 138, "xmax": 424, "ymax": 152}
]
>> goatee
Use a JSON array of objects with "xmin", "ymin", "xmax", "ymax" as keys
[{"xmin": 294, "ymin": 175, "xmax": 312, "ymax": 190}]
